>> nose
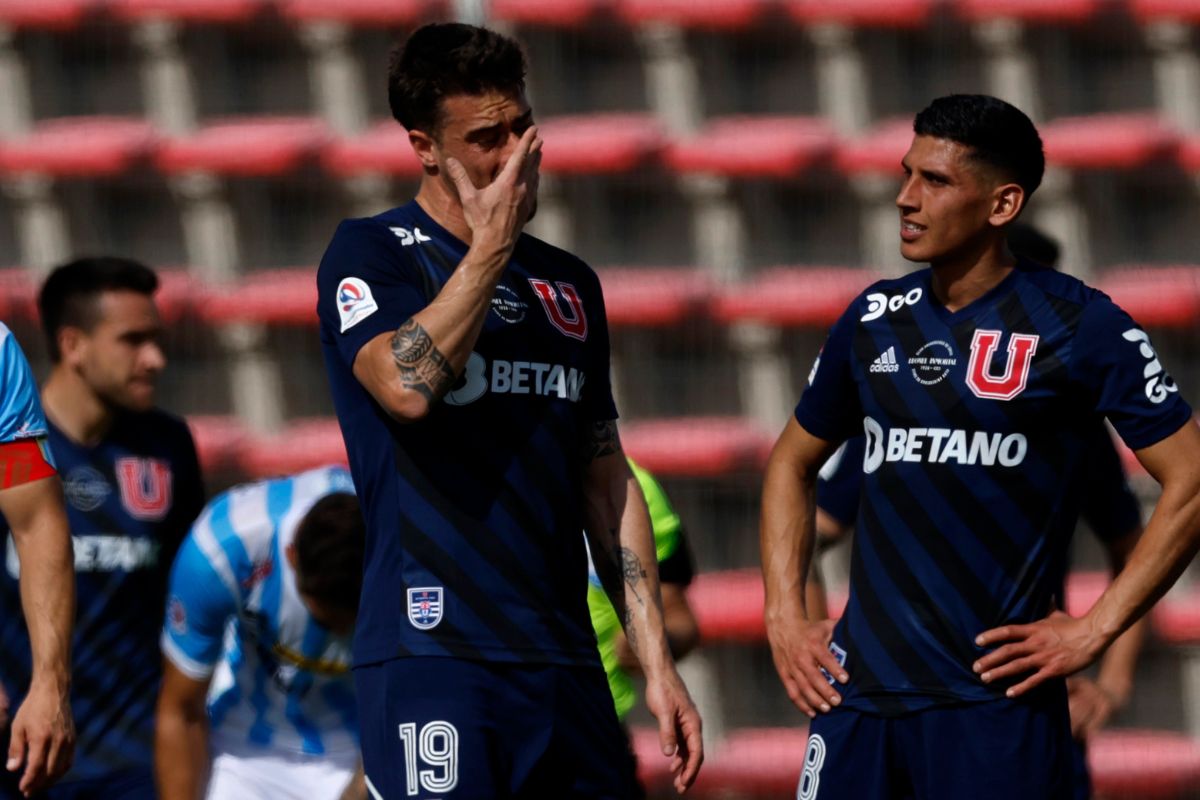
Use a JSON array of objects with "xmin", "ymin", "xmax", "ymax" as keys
[
  {"xmin": 143, "ymin": 341, "xmax": 167, "ymax": 372},
  {"xmin": 895, "ymin": 174, "xmax": 919, "ymax": 213}
]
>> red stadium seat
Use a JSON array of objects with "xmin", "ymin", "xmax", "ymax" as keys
[
  {"xmin": 692, "ymin": 727, "xmax": 808, "ymax": 797},
  {"xmin": 238, "ymin": 417, "xmax": 347, "ymax": 478},
  {"xmin": 488, "ymin": 0, "xmax": 606, "ymax": 27},
  {"xmin": 629, "ymin": 727, "xmax": 676, "ymax": 794},
  {"xmin": 784, "ymin": 0, "xmax": 937, "ymax": 28},
  {"xmin": 0, "ymin": 117, "xmax": 156, "ymax": 177},
  {"xmin": 199, "ymin": 268, "xmax": 316, "ymax": 325},
  {"xmin": 596, "ymin": 268, "xmax": 712, "ymax": 327},
  {"xmin": 0, "ymin": 268, "xmax": 37, "ymax": 320},
  {"xmin": 1089, "ymin": 730, "xmax": 1200, "ymax": 798},
  {"xmin": 322, "ymin": 121, "xmax": 423, "ymax": 179},
  {"xmin": 665, "ymin": 116, "xmax": 836, "ymax": 178},
  {"xmin": 950, "ymin": 0, "xmax": 1102, "ymax": 23},
  {"xmin": 614, "ymin": 0, "xmax": 770, "ymax": 28},
  {"xmin": 835, "ymin": 116, "xmax": 913, "ymax": 176},
  {"xmin": 185, "ymin": 415, "xmax": 249, "ymax": 473},
  {"xmin": 1040, "ymin": 113, "xmax": 1180, "ymax": 170},
  {"xmin": 153, "ymin": 269, "xmax": 198, "ymax": 323},
  {"xmin": 1179, "ymin": 134, "xmax": 1200, "ymax": 173},
  {"xmin": 103, "ymin": 0, "xmax": 266, "ymax": 23},
  {"xmin": 539, "ymin": 113, "xmax": 665, "ymax": 176},
  {"xmin": 1096, "ymin": 265, "xmax": 1200, "ymax": 329},
  {"xmin": 0, "ymin": 0, "xmax": 95, "ymax": 28},
  {"xmin": 713, "ymin": 267, "xmax": 881, "ymax": 327},
  {"xmin": 277, "ymin": 0, "xmax": 441, "ymax": 25},
  {"xmin": 155, "ymin": 117, "xmax": 329, "ymax": 177},
  {"xmin": 1129, "ymin": 0, "xmax": 1200, "ymax": 23},
  {"xmin": 1152, "ymin": 585, "xmax": 1200, "ymax": 645},
  {"xmin": 621, "ymin": 417, "xmax": 774, "ymax": 478}
]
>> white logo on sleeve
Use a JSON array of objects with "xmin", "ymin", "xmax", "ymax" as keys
[
  {"xmin": 1122, "ymin": 328, "xmax": 1178, "ymax": 404},
  {"xmin": 869, "ymin": 346, "xmax": 900, "ymax": 373},
  {"xmin": 337, "ymin": 277, "xmax": 379, "ymax": 333}
]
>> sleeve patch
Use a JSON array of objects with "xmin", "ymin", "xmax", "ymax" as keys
[
  {"xmin": 0, "ymin": 439, "xmax": 57, "ymax": 489},
  {"xmin": 337, "ymin": 277, "xmax": 380, "ymax": 333}
]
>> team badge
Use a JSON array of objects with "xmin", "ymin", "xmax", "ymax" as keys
[
  {"xmin": 966, "ymin": 329, "xmax": 1039, "ymax": 400},
  {"xmin": 168, "ymin": 596, "xmax": 187, "ymax": 635},
  {"xmin": 528, "ymin": 279, "xmax": 588, "ymax": 341},
  {"xmin": 408, "ymin": 587, "xmax": 443, "ymax": 630},
  {"xmin": 491, "ymin": 284, "xmax": 528, "ymax": 324},
  {"xmin": 115, "ymin": 457, "xmax": 173, "ymax": 521},
  {"xmin": 337, "ymin": 277, "xmax": 379, "ymax": 333},
  {"xmin": 63, "ymin": 466, "xmax": 111, "ymax": 512},
  {"xmin": 908, "ymin": 339, "xmax": 957, "ymax": 386}
]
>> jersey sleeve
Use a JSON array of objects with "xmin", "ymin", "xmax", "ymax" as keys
[
  {"xmin": 584, "ymin": 270, "xmax": 619, "ymax": 422},
  {"xmin": 1079, "ymin": 424, "xmax": 1141, "ymax": 543},
  {"xmin": 1068, "ymin": 297, "xmax": 1193, "ymax": 451},
  {"xmin": 816, "ymin": 436, "xmax": 865, "ymax": 529},
  {"xmin": 0, "ymin": 325, "xmax": 49, "ymax": 444},
  {"xmin": 794, "ymin": 305, "xmax": 862, "ymax": 443},
  {"xmin": 160, "ymin": 526, "xmax": 239, "ymax": 681},
  {"xmin": 316, "ymin": 219, "xmax": 432, "ymax": 370}
]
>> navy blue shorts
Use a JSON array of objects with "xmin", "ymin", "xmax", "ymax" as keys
[
  {"xmin": 800, "ymin": 686, "xmax": 1076, "ymax": 800},
  {"xmin": 0, "ymin": 768, "xmax": 155, "ymax": 800},
  {"xmin": 355, "ymin": 657, "xmax": 639, "ymax": 799}
]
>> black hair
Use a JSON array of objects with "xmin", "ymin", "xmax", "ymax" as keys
[
  {"xmin": 913, "ymin": 94, "xmax": 1045, "ymax": 198},
  {"xmin": 1008, "ymin": 222, "xmax": 1061, "ymax": 268},
  {"xmin": 293, "ymin": 492, "xmax": 365, "ymax": 614},
  {"xmin": 38, "ymin": 256, "xmax": 159, "ymax": 362},
  {"xmin": 387, "ymin": 22, "xmax": 527, "ymax": 135}
]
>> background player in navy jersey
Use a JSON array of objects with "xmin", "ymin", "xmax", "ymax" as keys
[
  {"xmin": 317, "ymin": 23, "xmax": 702, "ymax": 798},
  {"xmin": 1, "ymin": 258, "xmax": 205, "ymax": 799},
  {"xmin": 0, "ymin": 322, "xmax": 75, "ymax": 798},
  {"xmin": 760, "ymin": 94, "xmax": 1200, "ymax": 799}
]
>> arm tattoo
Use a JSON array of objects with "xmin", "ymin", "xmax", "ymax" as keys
[
  {"xmin": 390, "ymin": 319, "xmax": 458, "ymax": 402},
  {"xmin": 620, "ymin": 546, "xmax": 647, "ymax": 604},
  {"xmin": 582, "ymin": 420, "xmax": 621, "ymax": 462}
]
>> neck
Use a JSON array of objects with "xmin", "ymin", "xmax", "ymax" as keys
[
  {"xmin": 414, "ymin": 176, "xmax": 473, "ymax": 245},
  {"xmin": 929, "ymin": 237, "xmax": 1016, "ymax": 312},
  {"xmin": 41, "ymin": 368, "xmax": 116, "ymax": 446}
]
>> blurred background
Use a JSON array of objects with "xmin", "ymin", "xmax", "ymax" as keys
[{"xmin": 1, "ymin": 0, "xmax": 1199, "ymax": 796}]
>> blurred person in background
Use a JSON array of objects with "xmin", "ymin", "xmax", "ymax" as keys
[
  {"xmin": 156, "ymin": 466, "xmax": 365, "ymax": 800},
  {"xmin": 317, "ymin": 22, "xmax": 701, "ymax": 798},
  {"xmin": 1, "ymin": 258, "xmax": 205, "ymax": 799},
  {"xmin": 0, "ymin": 321, "xmax": 75, "ymax": 798},
  {"xmin": 588, "ymin": 459, "xmax": 699, "ymax": 797}
]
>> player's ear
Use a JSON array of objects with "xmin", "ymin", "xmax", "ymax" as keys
[
  {"xmin": 408, "ymin": 129, "xmax": 439, "ymax": 173},
  {"xmin": 57, "ymin": 326, "xmax": 87, "ymax": 366},
  {"xmin": 285, "ymin": 543, "xmax": 299, "ymax": 570},
  {"xmin": 988, "ymin": 182, "xmax": 1025, "ymax": 229}
]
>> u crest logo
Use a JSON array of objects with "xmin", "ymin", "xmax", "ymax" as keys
[
  {"xmin": 114, "ymin": 457, "xmax": 173, "ymax": 520},
  {"xmin": 966, "ymin": 329, "xmax": 1039, "ymax": 401},
  {"xmin": 528, "ymin": 279, "xmax": 588, "ymax": 341}
]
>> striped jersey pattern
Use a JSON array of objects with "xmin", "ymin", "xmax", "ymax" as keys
[{"xmin": 796, "ymin": 261, "xmax": 1191, "ymax": 715}]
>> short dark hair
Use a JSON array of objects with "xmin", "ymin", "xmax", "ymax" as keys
[
  {"xmin": 293, "ymin": 492, "xmax": 365, "ymax": 614},
  {"xmin": 1008, "ymin": 222, "xmax": 1060, "ymax": 268},
  {"xmin": 39, "ymin": 257, "xmax": 159, "ymax": 362},
  {"xmin": 913, "ymin": 94, "xmax": 1045, "ymax": 198},
  {"xmin": 387, "ymin": 22, "xmax": 527, "ymax": 135}
]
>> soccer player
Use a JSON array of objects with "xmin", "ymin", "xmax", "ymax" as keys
[
  {"xmin": 155, "ymin": 466, "xmax": 365, "ymax": 800},
  {"xmin": 760, "ymin": 94, "xmax": 1200, "ymax": 799},
  {"xmin": 0, "ymin": 258, "xmax": 205, "ymax": 799},
  {"xmin": 317, "ymin": 22, "xmax": 702, "ymax": 798},
  {"xmin": 0, "ymin": 322, "xmax": 75, "ymax": 798}
]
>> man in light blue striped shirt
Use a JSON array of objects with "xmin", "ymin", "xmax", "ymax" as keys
[{"xmin": 155, "ymin": 466, "xmax": 365, "ymax": 800}]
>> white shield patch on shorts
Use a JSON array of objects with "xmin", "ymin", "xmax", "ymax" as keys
[{"xmin": 407, "ymin": 587, "xmax": 443, "ymax": 630}]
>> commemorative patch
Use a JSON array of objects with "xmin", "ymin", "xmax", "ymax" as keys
[
  {"xmin": 337, "ymin": 277, "xmax": 379, "ymax": 333},
  {"xmin": 407, "ymin": 586, "xmax": 443, "ymax": 630}
]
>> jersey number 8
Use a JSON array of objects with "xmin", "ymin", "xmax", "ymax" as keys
[{"xmin": 398, "ymin": 721, "xmax": 459, "ymax": 796}]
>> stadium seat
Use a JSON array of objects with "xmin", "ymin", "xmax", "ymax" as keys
[
  {"xmin": 783, "ymin": 0, "xmax": 937, "ymax": 28},
  {"xmin": 834, "ymin": 116, "xmax": 913, "ymax": 176},
  {"xmin": 0, "ymin": 117, "xmax": 156, "ymax": 177},
  {"xmin": 0, "ymin": 0, "xmax": 95, "ymax": 28},
  {"xmin": 950, "ymin": 0, "xmax": 1102, "ymax": 24},
  {"xmin": 1096, "ymin": 265, "xmax": 1200, "ymax": 329},
  {"xmin": 322, "ymin": 121, "xmax": 423, "ymax": 179},
  {"xmin": 276, "ymin": 0, "xmax": 441, "ymax": 25},
  {"xmin": 621, "ymin": 417, "xmax": 774, "ymax": 478},
  {"xmin": 103, "ymin": 0, "xmax": 267, "ymax": 23},
  {"xmin": 238, "ymin": 417, "xmax": 347, "ymax": 478},
  {"xmin": 713, "ymin": 267, "xmax": 880, "ymax": 327},
  {"xmin": 198, "ymin": 268, "xmax": 316, "ymax": 325},
  {"xmin": 1152, "ymin": 585, "xmax": 1200, "ymax": 645},
  {"xmin": 1089, "ymin": 730, "xmax": 1200, "ymax": 798},
  {"xmin": 153, "ymin": 269, "xmax": 198, "ymax": 323},
  {"xmin": 692, "ymin": 727, "xmax": 807, "ymax": 797},
  {"xmin": 613, "ymin": 0, "xmax": 770, "ymax": 29},
  {"xmin": 0, "ymin": 268, "xmax": 37, "ymax": 320},
  {"xmin": 1040, "ymin": 113, "xmax": 1180, "ymax": 170},
  {"xmin": 629, "ymin": 727, "xmax": 676, "ymax": 794},
  {"xmin": 665, "ymin": 116, "xmax": 836, "ymax": 178},
  {"xmin": 1179, "ymin": 134, "xmax": 1200, "ymax": 173},
  {"xmin": 539, "ymin": 113, "xmax": 665, "ymax": 176},
  {"xmin": 185, "ymin": 414, "xmax": 249, "ymax": 473},
  {"xmin": 596, "ymin": 268, "xmax": 712, "ymax": 327},
  {"xmin": 487, "ymin": 0, "xmax": 606, "ymax": 27},
  {"xmin": 155, "ymin": 117, "xmax": 329, "ymax": 177},
  {"xmin": 1129, "ymin": 0, "xmax": 1200, "ymax": 23}
]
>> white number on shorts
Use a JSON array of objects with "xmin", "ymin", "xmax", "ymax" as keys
[
  {"xmin": 398, "ymin": 721, "xmax": 460, "ymax": 796},
  {"xmin": 797, "ymin": 733, "xmax": 827, "ymax": 800}
]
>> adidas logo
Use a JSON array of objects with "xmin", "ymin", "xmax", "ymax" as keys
[{"xmin": 870, "ymin": 346, "xmax": 900, "ymax": 374}]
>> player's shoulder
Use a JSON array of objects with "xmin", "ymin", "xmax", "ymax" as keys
[
  {"xmin": 318, "ymin": 207, "xmax": 416, "ymax": 276},
  {"xmin": 1014, "ymin": 260, "xmax": 1108, "ymax": 311},
  {"xmin": 128, "ymin": 407, "xmax": 195, "ymax": 443},
  {"xmin": 516, "ymin": 233, "xmax": 599, "ymax": 284},
  {"xmin": 843, "ymin": 269, "xmax": 928, "ymax": 324}
]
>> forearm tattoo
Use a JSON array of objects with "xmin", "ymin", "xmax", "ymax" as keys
[
  {"xmin": 390, "ymin": 319, "xmax": 457, "ymax": 402},
  {"xmin": 582, "ymin": 420, "xmax": 621, "ymax": 462}
]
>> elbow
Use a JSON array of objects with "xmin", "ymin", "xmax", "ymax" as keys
[{"xmin": 379, "ymin": 388, "xmax": 436, "ymax": 424}]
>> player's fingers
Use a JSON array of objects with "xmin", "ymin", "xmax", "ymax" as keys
[
  {"xmin": 1005, "ymin": 666, "xmax": 1054, "ymax": 699},
  {"xmin": 656, "ymin": 706, "xmax": 678, "ymax": 758},
  {"xmin": 797, "ymin": 668, "xmax": 835, "ymax": 714},
  {"xmin": 814, "ymin": 647, "xmax": 849, "ymax": 686},
  {"xmin": 443, "ymin": 157, "xmax": 476, "ymax": 199},
  {"xmin": 6, "ymin": 721, "xmax": 24, "ymax": 773},
  {"xmin": 679, "ymin": 718, "xmax": 704, "ymax": 790},
  {"xmin": 980, "ymin": 653, "xmax": 1040, "ymax": 683},
  {"xmin": 498, "ymin": 126, "xmax": 538, "ymax": 184},
  {"xmin": 781, "ymin": 668, "xmax": 816, "ymax": 718},
  {"xmin": 976, "ymin": 623, "xmax": 1030, "ymax": 647},
  {"xmin": 973, "ymin": 641, "xmax": 1035, "ymax": 673},
  {"xmin": 18, "ymin": 733, "xmax": 46, "ymax": 794}
]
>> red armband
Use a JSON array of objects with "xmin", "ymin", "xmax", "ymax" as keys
[{"xmin": 0, "ymin": 439, "xmax": 57, "ymax": 489}]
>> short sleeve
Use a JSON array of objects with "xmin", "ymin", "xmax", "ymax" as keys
[
  {"xmin": 1069, "ymin": 298, "xmax": 1193, "ymax": 451},
  {"xmin": 0, "ymin": 326, "xmax": 48, "ymax": 444},
  {"xmin": 316, "ymin": 219, "xmax": 432, "ymax": 370},
  {"xmin": 794, "ymin": 306, "xmax": 862, "ymax": 443},
  {"xmin": 160, "ymin": 531, "xmax": 239, "ymax": 680},
  {"xmin": 816, "ymin": 437, "xmax": 865, "ymax": 528},
  {"xmin": 583, "ymin": 271, "xmax": 618, "ymax": 422},
  {"xmin": 1079, "ymin": 424, "xmax": 1141, "ymax": 543}
]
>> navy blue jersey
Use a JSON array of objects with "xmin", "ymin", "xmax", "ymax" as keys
[
  {"xmin": 318, "ymin": 201, "xmax": 617, "ymax": 669},
  {"xmin": 817, "ymin": 424, "xmax": 1141, "ymax": 543},
  {"xmin": 795, "ymin": 261, "xmax": 1191, "ymax": 715},
  {"xmin": 0, "ymin": 410, "xmax": 204, "ymax": 780}
]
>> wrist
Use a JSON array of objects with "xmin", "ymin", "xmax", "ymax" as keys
[{"xmin": 29, "ymin": 666, "xmax": 70, "ymax": 694}]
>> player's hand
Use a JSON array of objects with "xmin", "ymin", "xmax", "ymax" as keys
[
  {"xmin": 974, "ymin": 610, "xmax": 1106, "ymax": 699},
  {"xmin": 444, "ymin": 126, "xmax": 542, "ymax": 252},
  {"xmin": 764, "ymin": 608, "xmax": 847, "ymax": 719},
  {"xmin": 1067, "ymin": 676, "xmax": 1121, "ymax": 740},
  {"xmin": 7, "ymin": 676, "xmax": 74, "ymax": 797},
  {"xmin": 643, "ymin": 668, "xmax": 704, "ymax": 794}
]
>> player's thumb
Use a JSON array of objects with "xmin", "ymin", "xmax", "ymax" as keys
[
  {"xmin": 658, "ymin": 711, "xmax": 678, "ymax": 757},
  {"xmin": 443, "ymin": 157, "xmax": 472, "ymax": 196},
  {"xmin": 7, "ymin": 720, "xmax": 24, "ymax": 772}
]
